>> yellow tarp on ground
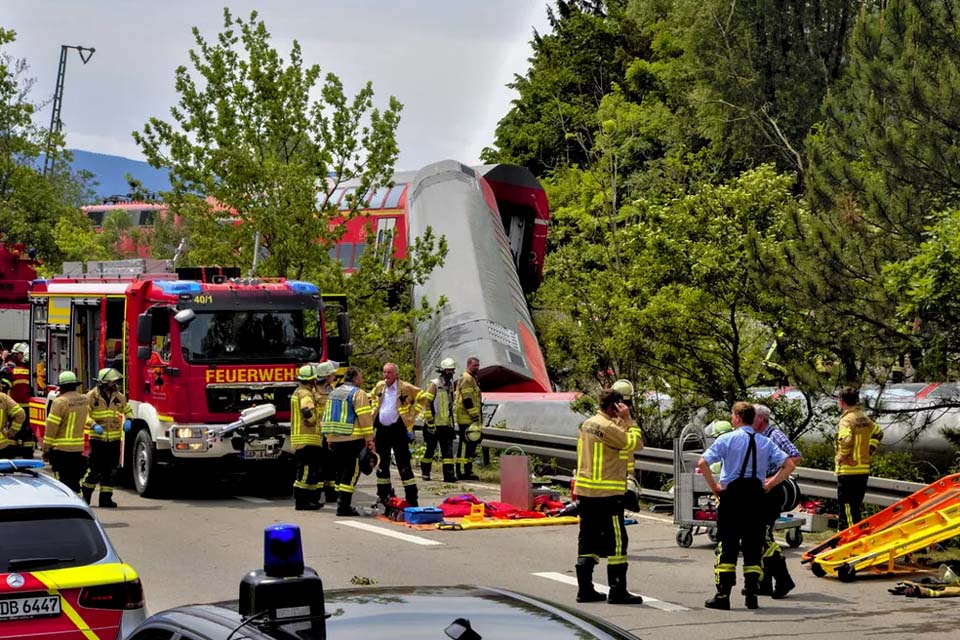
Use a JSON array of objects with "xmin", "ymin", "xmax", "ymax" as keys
[{"xmin": 436, "ymin": 516, "xmax": 580, "ymax": 531}]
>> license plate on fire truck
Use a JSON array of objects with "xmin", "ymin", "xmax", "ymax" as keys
[
  {"xmin": 242, "ymin": 439, "xmax": 280, "ymax": 460},
  {"xmin": 0, "ymin": 594, "xmax": 61, "ymax": 621}
]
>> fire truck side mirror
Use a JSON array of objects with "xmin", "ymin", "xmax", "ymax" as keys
[
  {"xmin": 337, "ymin": 312, "xmax": 351, "ymax": 344},
  {"xmin": 174, "ymin": 308, "xmax": 196, "ymax": 327},
  {"xmin": 136, "ymin": 346, "xmax": 152, "ymax": 361},
  {"xmin": 136, "ymin": 313, "xmax": 153, "ymax": 345},
  {"xmin": 342, "ymin": 343, "xmax": 353, "ymax": 358}
]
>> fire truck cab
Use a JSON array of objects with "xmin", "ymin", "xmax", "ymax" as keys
[{"xmin": 26, "ymin": 259, "xmax": 351, "ymax": 497}]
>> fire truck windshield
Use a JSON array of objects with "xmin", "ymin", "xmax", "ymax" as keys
[{"xmin": 179, "ymin": 310, "xmax": 319, "ymax": 363}]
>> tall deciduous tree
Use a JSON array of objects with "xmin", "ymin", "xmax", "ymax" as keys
[
  {"xmin": 0, "ymin": 27, "xmax": 94, "ymax": 270},
  {"xmin": 134, "ymin": 9, "xmax": 446, "ymax": 373}
]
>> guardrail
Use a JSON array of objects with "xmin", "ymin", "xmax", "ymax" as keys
[{"xmin": 481, "ymin": 426, "xmax": 926, "ymax": 507}]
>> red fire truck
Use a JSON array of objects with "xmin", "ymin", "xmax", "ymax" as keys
[{"xmin": 26, "ymin": 259, "xmax": 351, "ymax": 496}]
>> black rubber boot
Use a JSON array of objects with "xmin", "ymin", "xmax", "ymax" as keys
[
  {"xmin": 606, "ymin": 564, "xmax": 643, "ymax": 605},
  {"xmin": 575, "ymin": 559, "xmax": 606, "ymax": 603},
  {"xmin": 81, "ymin": 487, "xmax": 93, "ymax": 505},
  {"xmin": 98, "ymin": 492, "xmax": 118, "ymax": 509},
  {"xmin": 325, "ymin": 486, "xmax": 338, "ymax": 504},
  {"xmin": 442, "ymin": 466, "xmax": 457, "ymax": 483},
  {"xmin": 771, "ymin": 556, "xmax": 796, "ymax": 599},
  {"xmin": 743, "ymin": 574, "xmax": 760, "ymax": 610},
  {"xmin": 421, "ymin": 461, "xmax": 432, "ymax": 481},
  {"xmin": 745, "ymin": 564, "xmax": 773, "ymax": 596},
  {"xmin": 336, "ymin": 492, "xmax": 360, "ymax": 517},
  {"xmin": 704, "ymin": 586, "xmax": 731, "ymax": 610},
  {"xmin": 294, "ymin": 488, "xmax": 322, "ymax": 511},
  {"xmin": 404, "ymin": 485, "xmax": 419, "ymax": 508}
]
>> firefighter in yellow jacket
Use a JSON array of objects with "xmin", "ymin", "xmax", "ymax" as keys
[
  {"xmin": 574, "ymin": 388, "xmax": 643, "ymax": 605},
  {"xmin": 313, "ymin": 360, "xmax": 339, "ymax": 503},
  {"xmin": 291, "ymin": 365, "xmax": 325, "ymax": 511},
  {"xmin": 0, "ymin": 373, "xmax": 26, "ymax": 459},
  {"xmin": 81, "ymin": 368, "xmax": 133, "ymax": 508},
  {"xmin": 835, "ymin": 386, "xmax": 883, "ymax": 530},
  {"xmin": 611, "ymin": 379, "xmax": 643, "ymax": 510},
  {"xmin": 418, "ymin": 357, "xmax": 458, "ymax": 483},
  {"xmin": 370, "ymin": 363, "xmax": 422, "ymax": 506},
  {"xmin": 322, "ymin": 366, "xmax": 374, "ymax": 517},
  {"xmin": 43, "ymin": 371, "xmax": 93, "ymax": 495},
  {"xmin": 454, "ymin": 356, "xmax": 482, "ymax": 480}
]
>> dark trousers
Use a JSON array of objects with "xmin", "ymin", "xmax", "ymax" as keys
[
  {"xmin": 577, "ymin": 495, "xmax": 629, "ymax": 566},
  {"xmin": 837, "ymin": 473, "xmax": 869, "ymax": 530},
  {"xmin": 0, "ymin": 445, "xmax": 15, "ymax": 459},
  {"xmin": 330, "ymin": 439, "xmax": 364, "ymax": 503},
  {"xmin": 49, "ymin": 449, "xmax": 87, "ymax": 494},
  {"xmin": 293, "ymin": 445, "xmax": 325, "ymax": 505},
  {"xmin": 421, "ymin": 425, "xmax": 456, "ymax": 481},
  {"xmin": 456, "ymin": 423, "xmax": 479, "ymax": 477},
  {"xmin": 82, "ymin": 440, "xmax": 120, "ymax": 494},
  {"xmin": 15, "ymin": 422, "xmax": 34, "ymax": 459},
  {"xmin": 714, "ymin": 478, "xmax": 765, "ymax": 592},
  {"xmin": 375, "ymin": 418, "xmax": 417, "ymax": 503}
]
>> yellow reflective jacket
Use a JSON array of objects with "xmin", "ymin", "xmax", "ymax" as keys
[
  {"xmin": 0, "ymin": 392, "xmax": 26, "ymax": 450},
  {"xmin": 45, "ymin": 390, "xmax": 93, "ymax": 453},
  {"xmin": 290, "ymin": 383, "xmax": 322, "ymax": 449},
  {"xmin": 322, "ymin": 384, "xmax": 374, "ymax": 442},
  {"xmin": 86, "ymin": 388, "xmax": 133, "ymax": 442},
  {"xmin": 835, "ymin": 407, "xmax": 883, "ymax": 475},
  {"xmin": 616, "ymin": 415, "xmax": 643, "ymax": 476},
  {"xmin": 575, "ymin": 412, "xmax": 639, "ymax": 498},
  {"xmin": 370, "ymin": 379, "xmax": 422, "ymax": 430},
  {"xmin": 454, "ymin": 371, "xmax": 481, "ymax": 426},
  {"xmin": 419, "ymin": 377, "xmax": 455, "ymax": 428}
]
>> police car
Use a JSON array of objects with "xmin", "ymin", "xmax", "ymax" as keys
[
  {"xmin": 0, "ymin": 459, "xmax": 146, "ymax": 639},
  {"xmin": 127, "ymin": 524, "xmax": 639, "ymax": 640}
]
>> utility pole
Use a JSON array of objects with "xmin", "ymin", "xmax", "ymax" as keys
[{"xmin": 43, "ymin": 44, "xmax": 95, "ymax": 177}]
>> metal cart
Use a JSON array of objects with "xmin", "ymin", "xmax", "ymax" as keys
[{"xmin": 673, "ymin": 423, "xmax": 804, "ymax": 548}]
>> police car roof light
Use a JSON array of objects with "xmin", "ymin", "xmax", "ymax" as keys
[
  {"xmin": 263, "ymin": 523, "xmax": 304, "ymax": 578},
  {"xmin": 0, "ymin": 459, "xmax": 45, "ymax": 473}
]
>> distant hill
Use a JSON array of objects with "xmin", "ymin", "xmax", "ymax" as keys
[{"xmin": 68, "ymin": 149, "xmax": 170, "ymax": 200}]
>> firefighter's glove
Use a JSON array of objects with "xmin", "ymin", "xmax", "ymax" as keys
[
  {"xmin": 93, "ymin": 424, "xmax": 104, "ymax": 435},
  {"xmin": 407, "ymin": 430, "xmax": 414, "ymax": 443},
  {"xmin": 123, "ymin": 419, "xmax": 132, "ymax": 432}
]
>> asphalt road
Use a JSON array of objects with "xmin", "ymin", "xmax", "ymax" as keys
[{"xmin": 90, "ymin": 470, "xmax": 960, "ymax": 640}]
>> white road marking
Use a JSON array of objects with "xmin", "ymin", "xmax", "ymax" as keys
[
  {"xmin": 625, "ymin": 512, "xmax": 673, "ymax": 525},
  {"xmin": 532, "ymin": 571, "xmax": 689, "ymax": 612},
  {"xmin": 236, "ymin": 496, "xmax": 272, "ymax": 504},
  {"xmin": 336, "ymin": 520, "xmax": 444, "ymax": 546}
]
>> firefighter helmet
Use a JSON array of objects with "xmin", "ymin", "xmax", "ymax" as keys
[
  {"xmin": 465, "ymin": 422, "xmax": 483, "ymax": 442},
  {"xmin": 11, "ymin": 342, "xmax": 28, "ymax": 361},
  {"xmin": 296, "ymin": 365, "xmax": 317, "ymax": 382},
  {"xmin": 58, "ymin": 371, "xmax": 79, "ymax": 385},
  {"xmin": 439, "ymin": 357, "xmax": 456, "ymax": 371},
  {"xmin": 612, "ymin": 379, "xmax": 634, "ymax": 398},
  {"xmin": 314, "ymin": 361, "xmax": 337, "ymax": 378},
  {"xmin": 708, "ymin": 420, "xmax": 733, "ymax": 437},
  {"xmin": 97, "ymin": 368, "xmax": 122, "ymax": 384}
]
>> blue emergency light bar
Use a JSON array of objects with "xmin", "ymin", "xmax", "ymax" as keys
[
  {"xmin": 285, "ymin": 281, "xmax": 319, "ymax": 295},
  {"xmin": 263, "ymin": 523, "xmax": 305, "ymax": 578},
  {"xmin": 0, "ymin": 459, "xmax": 45, "ymax": 472},
  {"xmin": 155, "ymin": 280, "xmax": 203, "ymax": 296}
]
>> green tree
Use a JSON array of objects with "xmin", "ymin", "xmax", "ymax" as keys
[
  {"xmin": 0, "ymin": 27, "xmax": 94, "ymax": 269},
  {"xmin": 133, "ymin": 9, "xmax": 445, "ymax": 373},
  {"xmin": 762, "ymin": 0, "xmax": 960, "ymax": 384}
]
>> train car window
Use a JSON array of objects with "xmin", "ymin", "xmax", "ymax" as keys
[
  {"xmin": 338, "ymin": 187, "xmax": 357, "ymax": 210},
  {"xmin": 367, "ymin": 186, "xmax": 390, "ymax": 209},
  {"xmin": 383, "ymin": 185, "xmax": 405, "ymax": 209}
]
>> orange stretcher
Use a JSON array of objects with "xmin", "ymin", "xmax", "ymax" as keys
[
  {"xmin": 802, "ymin": 473, "xmax": 960, "ymax": 564},
  {"xmin": 809, "ymin": 501, "xmax": 960, "ymax": 581}
]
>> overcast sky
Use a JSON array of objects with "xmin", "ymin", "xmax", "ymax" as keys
[{"xmin": 3, "ymin": 1, "xmax": 552, "ymax": 170}]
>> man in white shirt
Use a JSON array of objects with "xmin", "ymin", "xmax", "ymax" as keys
[{"xmin": 370, "ymin": 363, "xmax": 422, "ymax": 506}]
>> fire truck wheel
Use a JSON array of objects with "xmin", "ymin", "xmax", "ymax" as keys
[{"xmin": 133, "ymin": 429, "xmax": 164, "ymax": 498}]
